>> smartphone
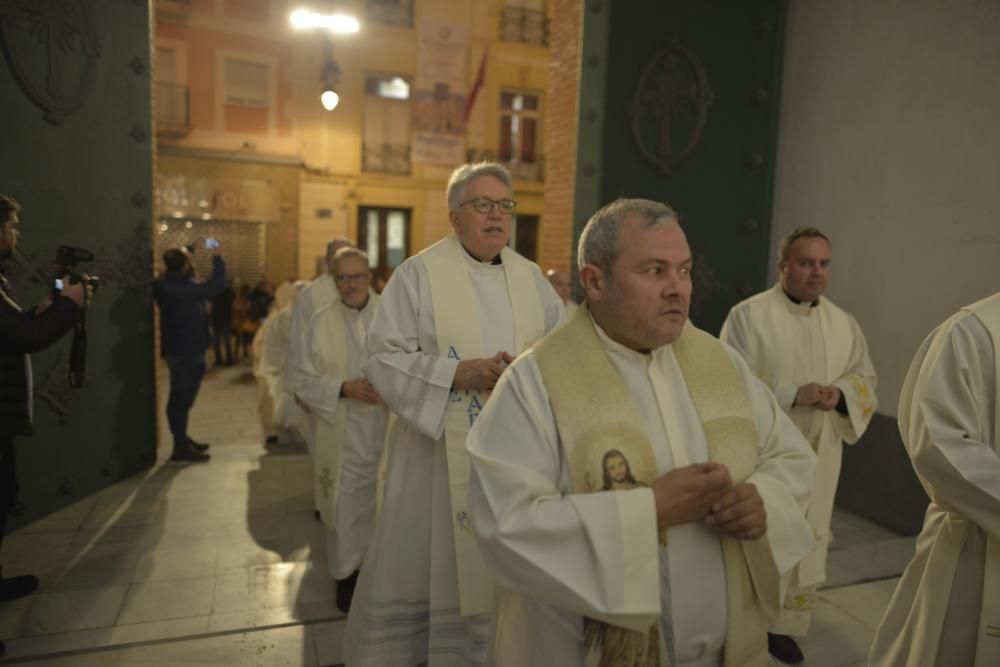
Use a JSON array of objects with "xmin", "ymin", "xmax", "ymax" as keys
[
  {"xmin": 53, "ymin": 277, "xmax": 65, "ymax": 291},
  {"xmin": 204, "ymin": 238, "xmax": 221, "ymax": 250}
]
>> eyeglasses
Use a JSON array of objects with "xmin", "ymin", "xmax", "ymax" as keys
[
  {"xmin": 457, "ymin": 197, "xmax": 517, "ymax": 215},
  {"xmin": 334, "ymin": 272, "xmax": 371, "ymax": 284}
]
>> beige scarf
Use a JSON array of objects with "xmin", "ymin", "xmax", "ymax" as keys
[
  {"xmin": 534, "ymin": 305, "xmax": 774, "ymax": 667},
  {"xmin": 311, "ymin": 299, "xmax": 351, "ymax": 528},
  {"xmin": 420, "ymin": 233, "xmax": 545, "ymax": 616}
]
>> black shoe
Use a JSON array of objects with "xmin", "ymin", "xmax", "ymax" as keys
[
  {"xmin": 187, "ymin": 438, "xmax": 210, "ymax": 452},
  {"xmin": 0, "ymin": 574, "xmax": 39, "ymax": 602},
  {"xmin": 314, "ymin": 509, "xmax": 321, "ymax": 521},
  {"xmin": 265, "ymin": 435, "xmax": 279, "ymax": 445},
  {"xmin": 768, "ymin": 633, "xmax": 804, "ymax": 665},
  {"xmin": 336, "ymin": 570, "xmax": 359, "ymax": 613},
  {"xmin": 170, "ymin": 447, "xmax": 211, "ymax": 463},
  {"xmin": 1, "ymin": 638, "xmax": 5, "ymax": 657}
]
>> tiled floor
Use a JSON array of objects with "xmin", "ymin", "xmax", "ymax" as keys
[{"xmin": 0, "ymin": 363, "xmax": 917, "ymax": 666}]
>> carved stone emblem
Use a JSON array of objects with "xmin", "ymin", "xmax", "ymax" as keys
[
  {"xmin": 630, "ymin": 40, "xmax": 714, "ymax": 175},
  {"xmin": 0, "ymin": 0, "xmax": 101, "ymax": 124}
]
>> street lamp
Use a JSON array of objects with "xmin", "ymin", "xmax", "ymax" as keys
[
  {"xmin": 289, "ymin": 7, "xmax": 358, "ymax": 111},
  {"xmin": 289, "ymin": 9, "xmax": 360, "ymax": 33}
]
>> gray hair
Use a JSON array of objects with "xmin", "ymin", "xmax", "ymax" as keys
[
  {"xmin": 325, "ymin": 236, "xmax": 354, "ymax": 261},
  {"xmin": 578, "ymin": 198, "xmax": 679, "ymax": 275},
  {"xmin": 446, "ymin": 162, "xmax": 513, "ymax": 211},
  {"xmin": 331, "ymin": 246, "xmax": 370, "ymax": 274}
]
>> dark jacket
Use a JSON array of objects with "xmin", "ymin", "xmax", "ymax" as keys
[
  {"xmin": 153, "ymin": 255, "xmax": 227, "ymax": 358},
  {"xmin": 0, "ymin": 270, "xmax": 81, "ymax": 437}
]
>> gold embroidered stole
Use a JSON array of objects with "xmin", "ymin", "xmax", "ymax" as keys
[
  {"xmin": 311, "ymin": 299, "xmax": 351, "ymax": 528},
  {"xmin": 961, "ymin": 293, "xmax": 1000, "ymax": 666},
  {"xmin": 420, "ymin": 234, "xmax": 545, "ymax": 616},
  {"xmin": 534, "ymin": 306, "xmax": 771, "ymax": 667}
]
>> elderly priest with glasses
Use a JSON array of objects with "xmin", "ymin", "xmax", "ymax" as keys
[{"xmin": 343, "ymin": 162, "xmax": 565, "ymax": 666}]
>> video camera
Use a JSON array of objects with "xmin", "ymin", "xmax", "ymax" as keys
[
  {"xmin": 53, "ymin": 245, "xmax": 101, "ymax": 295},
  {"xmin": 53, "ymin": 245, "xmax": 99, "ymax": 389}
]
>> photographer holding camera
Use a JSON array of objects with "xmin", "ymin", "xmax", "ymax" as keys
[
  {"xmin": 0, "ymin": 194, "xmax": 86, "ymax": 657},
  {"xmin": 153, "ymin": 241, "xmax": 227, "ymax": 463}
]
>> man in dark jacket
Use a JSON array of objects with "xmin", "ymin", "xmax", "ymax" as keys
[
  {"xmin": 0, "ymin": 194, "xmax": 85, "ymax": 658},
  {"xmin": 152, "ymin": 246, "xmax": 227, "ymax": 463}
]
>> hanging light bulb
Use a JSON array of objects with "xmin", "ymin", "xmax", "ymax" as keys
[{"xmin": 321, "ymin": 87, "xmax": 340, "ymax": 111}]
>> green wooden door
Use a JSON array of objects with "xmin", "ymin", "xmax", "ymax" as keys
[
  {"xmin": 0, "ymin": 1, "xmax": 155, "ymax": 526},
  {"xmin": 574, "ymin": 0, "xmax": 787, "ymax": 334}
]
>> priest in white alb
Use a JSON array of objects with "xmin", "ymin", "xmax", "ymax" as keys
[
  {"xmin": 286, "ymin": 237, "xmax": 353, "ymax": 515},
  {"xmin": 292, "ymin": 247, "xmax": 388, "ymax": 613},
  {"xmin": 546, "ymin": 268, "xmax": 578, "ymax": 320},
  {"xmin": 342, "ymin": 162, "xmax": 565, "ymax": 666},
  {"xmin": 467, "ymin": 198, "xmax": 817, "ymax": 667},
  {"xmin": 719, "ymin": 226, "xmax": 877, "ymax": 665},
  {"xmin": 869, "ymin": 292, "xmax": 1000, "ymax": 667},
  {"xmin": 256, "ymin": 280, "xmax": 307, "ymax": 445}
]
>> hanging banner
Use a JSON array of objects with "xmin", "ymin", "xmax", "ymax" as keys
[{"xmin": 412, "ymin": 18, "xmax": 469, "ymax": 166}]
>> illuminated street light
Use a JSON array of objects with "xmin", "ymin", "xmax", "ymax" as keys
[
  {"xmin": 320, "ymin": 88, "xmax": 340, "ymax": 111},
  {"xmin": 290, "ymin": 9, "xmax": 359, "ymax": 34}
]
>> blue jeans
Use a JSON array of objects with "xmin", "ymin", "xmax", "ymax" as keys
[{"xmin": 165, "ymin": 354, "xmax": 206, "ymax": 451}]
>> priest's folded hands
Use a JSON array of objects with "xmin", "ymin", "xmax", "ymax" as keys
[
  {"xmin": 452, "ymin": 350, "xmax": 515, "ymax": 390},
  {"xmin": 650, "ymin": 461, "xmax": 768, "ymax": 541},
  {"xmin": 704, "ymin": 479, "xmax": 768, "ymax": 540}
]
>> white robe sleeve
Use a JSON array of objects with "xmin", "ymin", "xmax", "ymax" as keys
[
  {"xmin": 362, "ymin": 259, "xmax": 458, "ymax": 440},
  {"xmin": 901, "ymin": 314, "xmax": 1000, "ymax": 536},
  {"xmin": 830, "ymin": 315, "xmax": 879, "ymax": 444},
  {"xmin": 724, "ymin": 345, "xmax": 818, "ymax": 616},
  {"xmin": 468, "ymin": 355, "xmax": 661, "ymax": 633},
  {"xmin": 284, "ymin": 287, "xmax": 314, "ymax": 397},
  {"xmin": 721, "ymin": 305, "xmax": 797, "ymax": 411}
]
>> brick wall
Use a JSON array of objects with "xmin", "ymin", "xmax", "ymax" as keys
[{"xmin": 539, "ymin": 0, "xmax": 582, "ymax": 274}]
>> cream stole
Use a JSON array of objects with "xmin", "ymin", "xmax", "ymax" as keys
[
  {"xmin": 962, "ymin": 293, "xmax": 1000, "ymax": 666},
  {"xmin": 534, "ymin": 306, "xmax": 774, "ymax": 667},
  {"xmin": 420, "ymin": 234, "xmax": 545, "ymax": 616},
  {"xmin": 311, "ymin": 299, "xmax": 350, "ymax": 529}
]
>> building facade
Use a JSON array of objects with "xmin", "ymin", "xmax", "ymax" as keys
[{"xmin": 153, "ymin": 0, "xmax": 564, "ymax": 286}]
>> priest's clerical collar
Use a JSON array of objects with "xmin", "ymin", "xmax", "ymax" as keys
[
  {"xmin": 782, "ymin": 287, "xmax": 819, "ymax": 308},
  {"xmin": 460, "ymin": 242, "xmax": 502, "ymax": 265}
]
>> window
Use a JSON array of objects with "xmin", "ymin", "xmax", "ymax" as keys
[
  {"xmin": 500, "ymin": 91, "xmax": 540, "ymax": 163},
  {"xmin": 367, "ymin": 0, "xmax": 413, "ymax": 28},
  {"xmin": 501, "ymin": 0, "xmax": 548, "ymax": 46},
  {"xmin": 363, "ymin": 74, "xmax": 412, "ymax": 174},
  {"xmin": 359, "ymin": 207, "xmax": 411, "ymax": 283},
  {"xmin": 513, "ymin": 214, "xmax": 539, "ymax": 261},
  {"xmin": 224, "ymin": 58, "xmax": 268, "ymax": 108}
]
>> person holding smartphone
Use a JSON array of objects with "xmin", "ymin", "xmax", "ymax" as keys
[
  {"xmin": 0, "ymin": 194, "xmax": 87, "ymax": 658},
  {"xmin": 152, "ymin": 240, "xmax": 227, "ymax": 463}
]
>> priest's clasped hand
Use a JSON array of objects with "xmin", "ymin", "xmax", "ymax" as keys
[
  {"xmin": 652, "ymin": 462, "xmax": 732, "ymax": 530},
  {"xmin": 452, "ymin": 351, "xmax": 515, "ymax": 391},
  {"xmin": 704, "ymin": 483, "xmax": 767, "ymax": 540},
  {"xmin": 343, "ymin": 377, "xmax": 381, "ymax": 405},
  {"xmin": 794, "ymin": 382, "xmax": 841, "ymax": 411}
]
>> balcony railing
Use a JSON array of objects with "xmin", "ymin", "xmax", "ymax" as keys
[
  {"xmin": 500, "ymin": 7, "xmax": 548, "ymax": 46},
  {"xmin": 363, "ymin": 143, "xmax": 412, "ymax": 175},
  {"xmin": 155, "ymin": 81, "xmax": 190, "ymax": 138},
  {"xmin": 467, "ymin": 149, "xmax": 545, "ymax": 182}
]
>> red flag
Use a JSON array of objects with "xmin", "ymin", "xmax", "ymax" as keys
[{"xmin": 464, "ymin": 47, "xmax": 488, "ymax": 122}]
